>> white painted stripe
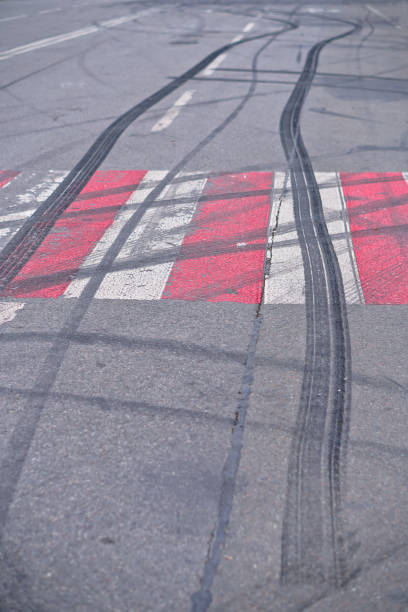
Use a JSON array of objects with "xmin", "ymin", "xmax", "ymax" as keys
[
  {"xmin": 0, "ymin": 26, "xmax": 98, "ymax": 61},
  {"xmin": 0, "ymin": 170, "xmax": 68, "ymax": 244},
  {"xmin": 203, "ymin": 22, "xmax": 256, "ymax": 76},
  {"xmin": 0, "ymin": 14, "xmax": 144, "ymax": 61},
  {"xmin": 0, "ymin": 302, "xmax": 24, "ymax": 325},
  {"xmin": 366, "ymin": 4, "xmax": 401, "ymax": 29},
  {"xmin": 402, "ymin": 171, "xmax": 408, "ymax": 186},
  {"xmin": 0, "ymin": 14, "xmax": 27, "ymax": 23},
  {"xmin": 0, "ymin": 209, "xmax": 35, "ymax": 223},
  {"xmin": 15, "ymin": 170, "xmax": 68, "ymax": 206},
  {"xmin": 94, "ymin": 173, "xmax": 207, "ymax": 300},
  {"xmin": 264, "ymin": 172, "xmax": 305, "ymax": 304},
  {"xmin": 39, "ymin": 8, "xmax": 62, "ymax": 15},
  {"xmin": 202, "ymin": 53, "xmax": 227, "ymax": 77},
  {"xmin": 100, "ymin": 15, "xmax": 138, "ymax": 28},
  {"xmin": 64, "ymin": 171, "xmax": 168, "ymax": 298},
  {"xmin": 318, "ymin": 172, "xmax": 364, "ymax": 304},
  {"xmin": 151, "ymin": 90, "xmax": 195, "ymax": 132}
]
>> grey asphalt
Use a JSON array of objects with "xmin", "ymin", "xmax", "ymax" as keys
[{"xmin": 0, "ymin": 1, "xmax": 407, "ymax": 611}]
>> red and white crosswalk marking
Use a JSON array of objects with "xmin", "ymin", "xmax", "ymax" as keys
[
  {"xmin": 340, "ymin": 172, "xmax": 408, "ymax": 304},
  {"xmin": 0, "ymin": 169, "xmax": 407, "ymax": 304},
  {"xmin": 163, "ymin": 172, "xmax": 273, "ymax": 302}
]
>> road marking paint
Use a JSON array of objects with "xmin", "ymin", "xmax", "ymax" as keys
[
  {"xmin": 151, "ymin": 90, "xmax": 195, "ymax": 132},
  {"xmin": 100, "ymin": 15, "xmax": 139, "ymax": 28},
  {"xmin": 64, "ymin": 170, "xmax": 166, "ymax": 298},
  {"xmin": 366, "ymin": 4, "xmax": 402, "ymax": 29},
  {"xmin": 203, "ymin": 21, "xmax": 256, "ymax": 76},
  {"xmin": 39, "ymin": 8, "xmax": 62, "ymax": 15},
  {"xmin": 0, "ymin": 170, "xmax": 67, "ymax": 250},
  {"xmin": 0, "ymin": 209, "xmax": 35, "ymax": 224},
  {"xmin": 0, "ymin": 26, "xmax": 99, "ymax": 61},
  {"xmin": 162, "ymin": 172, "xmax": 273, "ymax": 303},
  {"xmin": 264, "ymin": 172, "xmax": 305, "ymax": 304},
  {"xmin": 340, "ymin": 172, "xmax": 408, "ymax": 304},
  {"xmin": 305, "ymin": 7, "xmax": 340, "ymax": 13},
  {"xmin": 202, "ymin": 53, "xmax": 227, "ymax": 76},
  {"xmin": 0, "ymin": 14, "xmax": 27, "ymax": 23},
  {"xmin": 4, "ymin": 171, "xmax": 147, "ymax": 298},
  {"xmin": 0, "ymin": 14, "xmax": 144, "ymax": 61},
  {"xmin": 3, "ymin": 168, "xmax": 406, "ymax": 304},
  {"xmin": 319, "ymin": 172, "xmax": 364, "ymax": 304},
  {"xmin": 0, "ymin": 171, "xmax": 19, "ymax": 190},
  {"xmin": 15, "ymin": 170, "xmax": 68, "ymax": 206},
  {"xmin": 95, "ymin": 173, "xmax": 207, "ymax": 300},
  {"xmin": 0, "ymin": 302, "xmax": 24, "ymax": 325}
]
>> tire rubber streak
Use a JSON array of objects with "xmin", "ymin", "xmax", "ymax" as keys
[{"xmin": 279, "ymin": 23, "xmax": 359, "ymax": 587}]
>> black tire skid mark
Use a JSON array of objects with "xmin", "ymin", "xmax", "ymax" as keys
[{"xmin": 279, "ymin": 19, "xmax": 360, "ymax": 588}]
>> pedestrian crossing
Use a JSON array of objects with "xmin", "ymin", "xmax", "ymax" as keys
[{"xmin": 0, "ymin": 169, "xmax": 407, "ymax": 304}]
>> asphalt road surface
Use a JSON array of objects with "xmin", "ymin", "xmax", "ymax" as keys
[{"xmin": 0, "ymin": 0, "xmax": 407, "ymax": 610}]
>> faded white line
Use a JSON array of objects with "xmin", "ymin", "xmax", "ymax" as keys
[
  {"xmin": 39, "ymin": 8, "xmax": 62, "ymax": 15},
  {"xmin": 151, "ymin": 90, "xmax": 195, "ymax": 133},
  {"xmin": 0, "ymin": 12, "xmax": 149, "ymax": 61},
  {"xmin": 0, "ymin": 14, "xmax": 27, "ymax": 23},
  {"xmin": 203, "ymin": 21, "xmax": 256, "ymax": 76},
  {"xmin": 15, "ymin": 170, "xmax": 68, "ymax": 206},
  {"xmin": 306, "ymin": 7, "xmax": 340, "ymax": 13},
  {"xmin": 0, "ymin": 302, "xmax": 24, "ymax": 325},
  {"xmin": 366, "ymin": 4, "xmax": 402, "ymax": 29},
  {"xmin": 0, "ymin": 170, "xmax": 68, "ymax": 244},
  {"xmin": 202, "ymin": 52, "xmax": 227, "ymax": 77},
  {"xmin": 0, "ymin": 209, "xmax": 35, "ymax": 223}
]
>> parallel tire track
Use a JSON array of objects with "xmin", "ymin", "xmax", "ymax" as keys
[{"xmin": 279, "ymin": 20, "xmax": 360, "ymax": 587}]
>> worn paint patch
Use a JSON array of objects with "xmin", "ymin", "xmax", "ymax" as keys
[{"xmin": 0, "ymin": 301, "xmax": 24, "ymax": 325}]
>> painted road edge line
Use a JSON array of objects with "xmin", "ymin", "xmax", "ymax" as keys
[
  {"xmin": 0, "ymin": 11, "xmax": 154, "ymax": 61},
  {"xmin": 366, "ymin": 4, "xmax": 402, "ymax": 29}
]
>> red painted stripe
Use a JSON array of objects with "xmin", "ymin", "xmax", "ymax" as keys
[
  {"xmin": 162, "ymin": 172, "xmax": 273, "ymax": 303},
  {"xmin": 4, "ymin": 170, "xmax": 147, "ymax": 298},
  {"xmin": 0, "ymin": 170, "xmax": 19, "ymax": 189},
  {"xmin": 340, "ymin": 172, "xmax": 408, "ymax": 304}
]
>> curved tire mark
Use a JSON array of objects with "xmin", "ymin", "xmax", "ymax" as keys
[{"xmin": 279, "ymin": 20, "xmax": 361, "ymax": 587}]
